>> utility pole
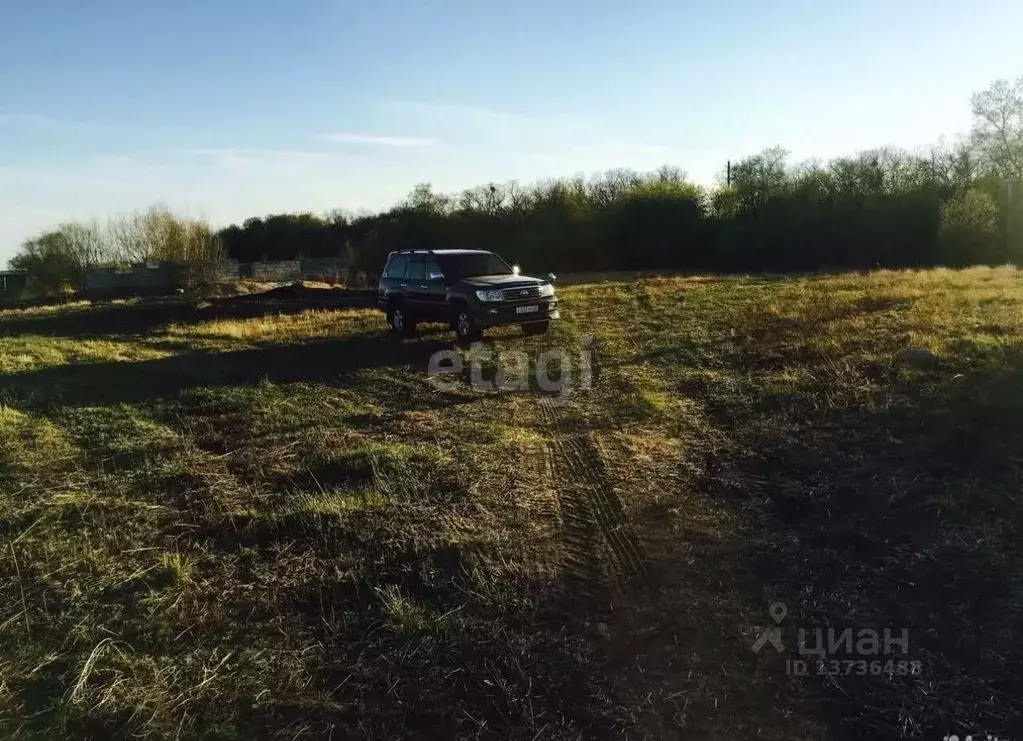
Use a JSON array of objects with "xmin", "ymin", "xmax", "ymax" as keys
[{"xmin": 727, "ymin": 160, "xmax": 731, "ymax": 188}]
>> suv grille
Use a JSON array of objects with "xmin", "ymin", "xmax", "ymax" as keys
[{"xmin": 502, "ymin": 285, "xmax": 542, "ymax": 301}]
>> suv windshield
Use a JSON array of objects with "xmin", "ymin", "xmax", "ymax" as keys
[{"xmin": 436, "ymin": 252, "xmax": 511, "ymax": 280}]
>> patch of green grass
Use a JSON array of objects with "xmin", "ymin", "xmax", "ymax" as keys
[
  {"xmin": 0, "ymin": 336, "xmax": 171, "ymax": 373},
  {"xmin": 376, "ymin": 584, "xmax": 454, "ymax": 640},
  {"xmin": 163, "ymin": 307, "xmax": 381, "ymax": 351},
  {"xmin": 298, "ymin": 489, "xmax": 388, "ymax": 515}
]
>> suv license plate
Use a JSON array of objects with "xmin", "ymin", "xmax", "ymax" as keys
[{"xmin": 515, "ymin": 305, "xmax": 539, "ymax": 314}]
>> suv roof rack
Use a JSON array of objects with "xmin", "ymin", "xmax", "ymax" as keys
[
  {"xmin": 385, "ymin": 249, "xmax": 434, "ymax": 257},
  {"xmin": 386, "ymin": 249, "xmax": 434, "ymax": 258}
]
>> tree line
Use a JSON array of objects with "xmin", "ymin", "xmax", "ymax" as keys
[
  {"xmin": 8, "ymin": 76, "xmax": 1023, "ymax": 293},
  {"xmin": 8, "ymin": 208, "xmax": 223, "ymax": 294}
]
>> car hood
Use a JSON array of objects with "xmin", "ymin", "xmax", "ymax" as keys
[{"xmin": 457, "ymin": 274, "xmax": 546, "ymax": 288}]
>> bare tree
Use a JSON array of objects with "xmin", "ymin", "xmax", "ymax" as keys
[
  {"xmin": 506, "ymin": 181, "xmax": 530, "ymax": 212},
  {"xmin": 971, "ymin": 76, "xmax": 1023, "ymax": 180},
  {"xmin": 406, "ymin": 182, "xmax": 451, "ymax": 214},
  {"xmin": 730, "ymin": 146, "xmax": 790, "ymax": 209},
  {"xmin": 59, "ymin": 220, "xmax": 110, "ymax": 268},
  {"xmin": 9, "ymin": 220, "xmax": 111, "ymax": 290},
  {"xmin": 652, "ymin": 164, "xmax": 687, "ymax": 184},
  {"xmin": 928, "ymin": 138, "xmax": 980, "ymax": 192},
  {"xmin": 324, "ymin": 208, "xmax": 350, "ymax": 226},
  {"xmin": 458, "ymin": 187, "xmax": 482, "ymax": 213},
  {"xmin": 107, "ymin": 211, "xmax": 149, "ymax": 263},
  {"xmin": 587, "ymin": 168, "xmax": 641, "ymax": 207}
]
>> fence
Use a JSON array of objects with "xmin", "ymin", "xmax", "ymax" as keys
[
  {"xmin": 239, "ymin": 260, "xmax": 301, "ymax": 282},
  {"xmin": 235, "ymin": 258, "xmax": 348, "ymax": 283},
  {"xmin": 299, "ymin": 257, "xmax": 348, "ymax": 282},
  {"xmin": 85, "ymin": 264, "xmax": 181, "ymax": 293},
  {"xmin": 82, "ymin": 258, "xmax": 350, "ymax": 296},
  {"xmin": 210, "ymin": 260, "xmax": 240, "ymax": 282}
]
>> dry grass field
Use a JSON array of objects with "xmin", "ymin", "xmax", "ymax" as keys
[{"xmin": 1, "ymin": 268, "xmax": 1021, "ymax": 739}]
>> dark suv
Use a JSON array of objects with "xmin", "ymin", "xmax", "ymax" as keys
[{"xmin": 377, "ymin": 249, "xmax": 559, "ymax": 343}]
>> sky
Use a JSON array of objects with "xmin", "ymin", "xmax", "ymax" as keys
[{"xmin": 2, "ymin": 0, "xmax": 1022, "ymax": 263}]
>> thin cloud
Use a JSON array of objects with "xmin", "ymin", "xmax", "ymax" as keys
[
  {"xmin": 166, "ymin": 148, "xmax": 363, "ymax": 182},
  {"xmin": 571, "ymin": 143, "xmax": 676, "ymax": 157},
  {"xmin": 0, "ymin": 112, "xmax": 118, "ymax": 135},
  {"xmin": 180, "ymin": 148, "xmax": 349, "ymax": 166},
  {"xmin": 182, "ymin": 147, "xmax": 328, "ymax": 158},
  {"xmin": 383, "ymin": 101, "xmax": 535, "ymax": 125},
  {"xmin": 320, "ymin": 132, "xmax": 437, "ymax": 147},
  {"xmin": 381, "ymin": 101, "xmax": 567, "ymax": 139},
  {"xmin": 380, "ymin": 101, "xmax": 607, "ymax": 148}
]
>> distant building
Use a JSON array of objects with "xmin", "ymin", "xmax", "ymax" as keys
[
  {"xmin": 0, "ymin": 270, "xmax": 27, "ymax": 298},
  {"xmin": 80, "ymin": 257, "xmax": 351, "ymax": 297}
]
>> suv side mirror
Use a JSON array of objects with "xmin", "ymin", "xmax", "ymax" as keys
[{"xmin": 547, "ymin": 272, "xmax": 557, "ymax": 283}]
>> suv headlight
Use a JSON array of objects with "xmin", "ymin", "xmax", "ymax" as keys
[
  {"xmin": 476, "ymin": 289, "xmax": 504, "ymax": 302},
  {"xmin": 538, "ymin": 283, "xmax": 555, "ymax": 298}
]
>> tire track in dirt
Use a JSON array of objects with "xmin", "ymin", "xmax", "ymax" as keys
[{"xmin": 537, "ymin": 395, "xmax": 649, "ymax": 599}]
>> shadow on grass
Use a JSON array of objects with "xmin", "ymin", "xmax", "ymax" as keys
[
  {"xmin": 0, "ymin": 331, "xmax": 456, "ymax": 408},
  {"xmin": 0, "ymin": 300, "xmax": 198, "ymax": 339},
  {"xmin": 0, "ymin": 293, "xmax": 377, "ymax": 340},
  {"xmin": 732, "ymin": 352, "xmax": 1023, "ymax": 740}
]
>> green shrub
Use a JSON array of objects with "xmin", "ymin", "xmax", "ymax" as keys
[{"xmin": 939, "ymin": 188, "xmax": 1000, "ymax": 265}]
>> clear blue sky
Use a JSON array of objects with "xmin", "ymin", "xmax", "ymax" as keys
[{"xmin": 2, "ymin": 0, "xmax": 1021, "ymax": 261}]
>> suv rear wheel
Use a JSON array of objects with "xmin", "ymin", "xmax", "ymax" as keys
[
  {"xmin": 387, "ymin": 302, "xmax": 416, "ymax": 336},
  {"xmin": 454, "ymin": 306, "xmax": 481, "ymax": 345}
]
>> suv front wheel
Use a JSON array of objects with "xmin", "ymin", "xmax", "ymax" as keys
[
  {"xmin": 454, "ymin": 306, "xmax": 481, "ymax": 345},
  {"xmin": 387, "ymin": 302, "xmax": 416, "ymax": 337}
]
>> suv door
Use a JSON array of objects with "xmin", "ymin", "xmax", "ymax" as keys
[
  {"xmin": 420, "ymin": 258, "xmax": 448, "ymax": 320},
  {"xmin": 404, "ymin": 257, "xmax": 430, "ymax": 317},
  {"xmin": 378, "ymin": 253, "xmax": 410, "ymax": 308}
]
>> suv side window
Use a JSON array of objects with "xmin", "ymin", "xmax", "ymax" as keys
[
  {"xmin": 405, "ymin": 259, "xmax": 426, "ymax": 281},
  {"xmin": 385, "ymin": 255, "xmax": 408, "ymax": 279},
  {"xmin": 423, "ymin": 260, "xmax": 444, "ymax": 281}
]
